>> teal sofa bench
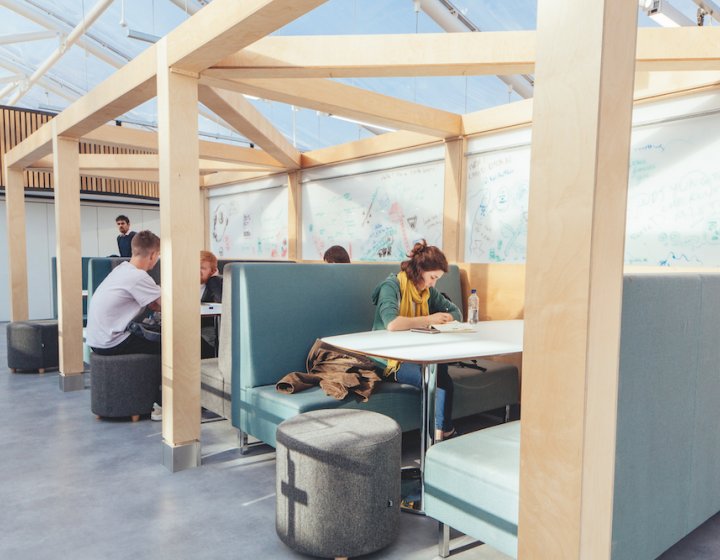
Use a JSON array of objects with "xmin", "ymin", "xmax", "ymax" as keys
[
  {"xmin": 52, "ymin": 256, "xmax": 93, "ymax": 326},
  {"xmin": 424, "ymin": 273, "xmax": 720, "ymax": 559},
  {"xmin": 221, "ymin": 262, "xmax": 519, "ymax": 449}
]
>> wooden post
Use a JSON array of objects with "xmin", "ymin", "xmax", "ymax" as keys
[
  {"xmin": 442, "ymin": 138, "xmax": 464, "ymax": 264},
  {"xmin": 157, "ymin": 38, "xmax": 202, "ymax": 471},
  {"xmin": 52, "ymin": 126, "xmax": 85, "ymax": 380},
  {"xmin": 287, "ymin": 171, "xmax": 301, "ymax": 261},
  {"xmin": 4, "ymin": 165, "xmax": 28, "ymax": 321},
  {"xmin": 518, "ymin": 1, "xmax": 637, "ymax": 558}
]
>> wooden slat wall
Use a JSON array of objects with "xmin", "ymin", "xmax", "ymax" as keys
[{"xmin": 0, "ymin": 106, "xmax": 158, "ymax": 199}]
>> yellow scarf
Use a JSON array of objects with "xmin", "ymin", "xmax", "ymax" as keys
[{"xmin": 385, "ymin": 271, "xmax": 430, "ymax": 376}]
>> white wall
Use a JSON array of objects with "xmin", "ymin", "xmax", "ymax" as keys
[{"xmin": 0, "ymin": 197, "xmax": 160, "ymax": 321}]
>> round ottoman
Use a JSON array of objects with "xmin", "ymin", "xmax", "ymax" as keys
[
  {"xmin": 90, "ymin": 352, "xmax": 161, "ymax": 422},
  {"xmin": 276, "ymin": 409, "xmax": 401, "ymax": 559},
  {"xmin": 6, "ymin": 320, "xmax": 59, "ymax": 373}
]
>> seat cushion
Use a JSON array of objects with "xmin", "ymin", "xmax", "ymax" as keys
[
  {"xmin": 424, "ymin": 420, "xmax": 520, "ymax": 558},
  {"xmin": 450, "ymin": 359, "xmax": 519, "ymax": 419},
  {"xmin": 240, "ymin": 382, "xmax": 421, "ymax": 447}
]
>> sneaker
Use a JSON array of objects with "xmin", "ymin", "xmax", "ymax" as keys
[{"xmin": 151, "ymin": 402, "xmax": 162, "ymax": 422}]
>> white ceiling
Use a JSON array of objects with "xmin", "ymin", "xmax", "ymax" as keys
[{"xmin": 0, "ymin": 0, "xmax": 712, "ymax": 151}]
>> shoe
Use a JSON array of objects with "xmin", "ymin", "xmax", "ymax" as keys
[
  {"xmin": 438, "ymin": 427, "xmax": 460, "ymax": 441},
  {"xmin": 151, "ymin": 402, "xmax": 162, "ymax": 422}
]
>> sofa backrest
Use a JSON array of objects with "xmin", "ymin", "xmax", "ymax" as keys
[
  {"xmin": 612, "ymin": 273, "xmax": 720, "ymax": 559},
  {"xmin": 51, "ymin": 256, "xmax": 93, "ymax": 319},
  {"xmin": 87, "ymin": 258, "xmax": 161, "ymax": 307},
  {"xmin": 217, "ymin": 259, "xmax": 294, "ymax": 274},
  {"xmin": 224, "ymin": 262, "xmax": 463, "ymax": 392}
]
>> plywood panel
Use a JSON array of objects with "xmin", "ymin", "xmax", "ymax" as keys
[{"xmin": 518, "ymin": 0, "xmax": 638, "ymax": 557}]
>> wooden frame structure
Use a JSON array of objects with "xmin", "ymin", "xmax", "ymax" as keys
[{"xmin": 4, "ymin": 0, "xmax": 720, "ymax": 556}]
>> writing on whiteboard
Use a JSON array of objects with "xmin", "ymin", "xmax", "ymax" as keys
[
  {"xmin": 209, "ymin": 186, "xmax": 289, "ymax": 259},
  {"xmin": 303, "ymin": 162, "xmax": 444, "ymax": 261}
]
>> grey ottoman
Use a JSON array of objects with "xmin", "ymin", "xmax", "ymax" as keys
[
  {"xmin": 6, "ymin": 320, "xmax": 59, "ymax": 373},
  {"xmin": 276, "ymin": 409, "xmax": 401, "ymax": 559},
  {"xmin": 90, "ymin": 352, "xmax": 161, "ymax": 422}
]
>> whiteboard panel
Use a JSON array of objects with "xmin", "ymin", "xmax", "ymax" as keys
[
  {"xmin": 464, "ymin": 108, "xmax": 720, "ymax": 266},
  {"xmin": 465, "ymin": 146, "xmax": 530, "ymax": 263},
  {"xmin": 208, "ymin": 186, "xmax": 289, "ymax": 259},
  {"xmin": 302, "ymin": 161, "xmax": 445, "ymax": 261},
  {"xmin": 625, "ymin": 113, "xmax": 720, "ymax": 266}
]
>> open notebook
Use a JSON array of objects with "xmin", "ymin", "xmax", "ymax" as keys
[{"xmin": 411, "ymin": 321, "xmax": 476, "ymax": 333}]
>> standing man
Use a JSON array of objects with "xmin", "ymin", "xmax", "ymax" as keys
[{"xmin": 116, "ymin": 214, "xmax": 137, "ymax": 257}]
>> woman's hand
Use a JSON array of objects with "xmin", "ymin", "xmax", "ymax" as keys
[{"xmin": 427, "ymin": 312, "xmax": 454, "ymax": 325}]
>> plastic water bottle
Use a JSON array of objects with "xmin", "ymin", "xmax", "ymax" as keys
[{"xmin": 468, "ymin": 289, "xmax": 479, "ymax": 324}]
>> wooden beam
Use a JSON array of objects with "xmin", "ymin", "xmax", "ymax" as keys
[
  {"xmin": 518, "ymin": 0, "xmax": 637, "ymax": 558},
  {"xmin": 4, "ymin": 166, "xmax": 28, "ymax": 320},
  {"xmin": 157, "ymin": 39, "xmax": 202, "ymax": 457},
  {"xmin": 636, "ymin": 27, "xmax": 720, "ymax": 71},
  {"xmin": 463, "ymin": 98, "xmax": 534, "ymax": 136},
  {"xmin": 52, "ymin": 128, "xmax": 84, "ymax": 376},
  {"xmin": 287, "ymin": 171, "xmax": 301, "ymax": 260},
  {"xmin": 201, "ymin": 169, "xmax": 277, "ymax": 189},
  {"xmin": 302, "ymin": 130, "xmax": 440, "ymax": 168},
  {"xmin": 199, "ymin": 85, "xmax": 300, "ymax": 169},
  {"xmin": 167, "ymin": 0, "xmax": 328, "ymax": 73},
  {"xmin": 442, "ymin": 138, "xmax": 464, "ymax": 263},
  {"xmin": 200, "ymin": 76, "xmax": 462, "ymax": 138},
  {"xmin": 83, "ymin": 124, "xmax": 285, "ymax": 167},
  {"xmin": 205, "ymin": 32, "xmax": 535, "ymax": 78},
  {"xmin": 81, "ymin": 169, "xmax": 159, "ymax": 183},
  {"xmin": 205, "ymin": 27, "xmax": 720, "ymax": 79},
  {"xmin": 4, "ymin": 123, "xmax": 53, "ymax": 170}
]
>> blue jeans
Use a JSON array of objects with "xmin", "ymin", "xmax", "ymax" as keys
[{"xmin": 395, "ymin": 362, "xmax": 454, "ymax": 432}]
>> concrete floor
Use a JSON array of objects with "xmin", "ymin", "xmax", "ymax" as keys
[{"xmin": 0, "ymin": 322, "xmax": 717, "ymax": 559}]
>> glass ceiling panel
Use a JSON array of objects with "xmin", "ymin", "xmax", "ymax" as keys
[{"xmin": 0, "ymin": 0, "xmax": 712, "ymax": 153}]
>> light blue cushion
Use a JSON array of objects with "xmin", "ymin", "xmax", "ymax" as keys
[
  {"xmin": 425, "ymin": 421, "xmax": 520, "ymax": 559},
  {"xmin": 227, "ymin": 262, "xmax": 463, "ymax": 440}
]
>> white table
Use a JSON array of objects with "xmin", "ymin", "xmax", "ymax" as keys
[{"xmin": 322, "ymin": 320, "xmax": 523, "ymax": 511}]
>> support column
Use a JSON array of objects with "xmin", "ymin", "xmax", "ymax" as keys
[
  {"xmin": 287, "ymin": 171, "xmax": 301, "ymax": 261},
  {"xmin": 518, "ymin": 1, "xmax": 637, "ymax": 558},
  {"xmin": 442, "ymin": 137, "xmax": 464, "ymax": 264},
  {"xmin": 52, "ymin": 127, "xmax": 85, "ymax": 391},
  {"xmin": 157, "ymin": 38, "xmax": 202, "ymax": 472},
  {"xmin": 4, "ymin": 165, "xmax": 28, "ymax": 321}
]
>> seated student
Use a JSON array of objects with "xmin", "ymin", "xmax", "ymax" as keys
[
  {"xmin": 200, "ymin": 250, "xmax": 223, "ymax": 359},
  {"xmin": 323, "ymin": 245, "xmax": 351, "ymax": 263},
  {"xmin": 86, "ymin": 230, "xmax": 161, "ymax": 357},
  {"xmin": 371, "ymin": 240, "xmax": 462, "ymax": 441}
]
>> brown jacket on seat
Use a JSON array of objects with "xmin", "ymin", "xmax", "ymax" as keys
[{"xmin": 275, "ymin": 339, "xmax": 382, "ymax": 402}]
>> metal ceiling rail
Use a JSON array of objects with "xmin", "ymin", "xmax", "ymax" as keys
[
  {"xmin": 0, "ymin": 56, "xmax": 82, "ymax": 103},
  {"xmin": 692, "ymin": 0, "xmax": 720, "ymax": 23},
  {"xmin": 7, "ymin": 0, "xmax": 115, "ymax": 106},
  {"xmin": 0, "ymin": 0, "xmax": 129, "ymax": 68},
  {"xmin": 0, "ymin": 30, "xmax": 58, "ymax": 45},
  {"xmin": 415, "ymin": 0, "xmax": 534, "ymax": 99}
]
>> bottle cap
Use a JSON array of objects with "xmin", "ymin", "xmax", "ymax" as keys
[{"xmin": 471, "ymin": 289, "xmax": 477, "ymax": 293}]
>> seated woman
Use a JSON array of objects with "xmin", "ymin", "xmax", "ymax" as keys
[
  {"xmin": 200, "ymin": 250, "xmax": 223, "ymax": 358},
  {"xmin": 371, "ymin": 240, "xmax": 462, "ymax": 441}
]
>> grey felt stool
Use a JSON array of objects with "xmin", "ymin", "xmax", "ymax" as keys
[
  {"xmin": 276, "ymin": 409, "xmax": 401, "ymax": 559},
  {"xmin": 90, "ymin": 352, "xmax": 161, "ymax": 422},
  {"xmin": 6, "ymin": 320, "xmax": 59, "ymax": 373}
]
